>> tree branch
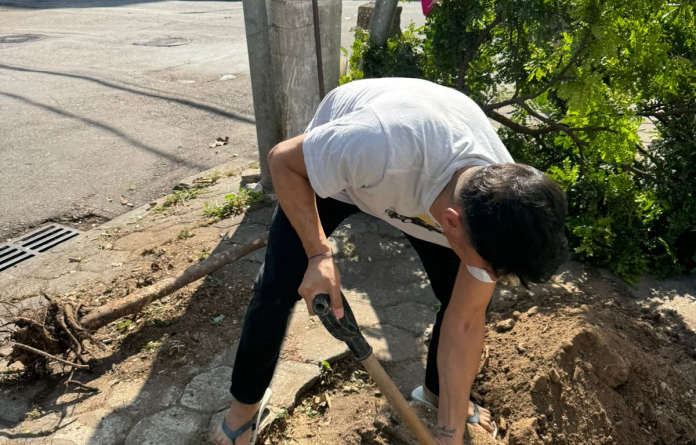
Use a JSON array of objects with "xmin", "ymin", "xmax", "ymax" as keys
[
  {"xmin": 457, "ymin": 13, "xmax": 503, "ymax": 92},
  {"xmin": 66, "ymin": 379, "xmax": 99, "ymax": 392},
  {"xmin": 488, "ymin": 109, "xmax": 588, "ymax": 174},
  {"xmin": 514, "ymin": 102, "xmax": 591, "ymax": 174},
  {"xmin": 487, "ymin": 111, "xmax": 558, "ymax": 135},
  {"xmin": 622, "ymin": 164, "xmax": 663, "ymax": 183},
  {"xmin": 483, "ymin": 29, "xmax": 592, "ymax": 112},
  {"xmin": 640, "ymin": 99, "xmax": 695, "ymax": 112},
  {"xmin": 487, "ymin": 108, "xmax": 614, "ymax": 136},
  {"xmin": 517, "ymin": 102, "xmax": 591, "ymax": 151},
  {"xmin": 635, "ymin": 143, "xmax": 661, "ymax": 167}
]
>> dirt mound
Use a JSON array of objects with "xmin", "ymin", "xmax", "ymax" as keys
[
  {"xmin": 265, "ymin": 274, "xmax": 696, "ymax": 445},
  {"xmin": 477, "ymin": 280, "xmax": 696, "ymax": 445}
]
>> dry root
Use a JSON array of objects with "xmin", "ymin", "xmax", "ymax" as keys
[{"xmin": 5, "ymin": 301, "xmax": 100, "ymax": 376}]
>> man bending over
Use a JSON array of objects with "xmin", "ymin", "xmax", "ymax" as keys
[{"xmin": 214, "ymin": 78, "xmax": 567, "ymax": 445}]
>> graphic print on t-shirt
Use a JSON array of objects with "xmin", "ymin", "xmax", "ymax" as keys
[{"xmin": 384, "ymin": 208, "xmax": 443, "ymax": 234}]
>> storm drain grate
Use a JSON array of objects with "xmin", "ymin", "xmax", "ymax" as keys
[
  {"xmin": 0, "ymin": 224, "xmax": 81, "ymax": 272},
  {"xmin": 0, "ymin": 245, "xmax": 34, "ymax": 272},
  {"xmin": 14, "ymin": 224, "xmax": 81, "ymax": 253}
]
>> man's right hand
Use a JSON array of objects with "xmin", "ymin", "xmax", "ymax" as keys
[{"xmin": 298, "ymin": 256, "xmax": 344, "ymax": 319}]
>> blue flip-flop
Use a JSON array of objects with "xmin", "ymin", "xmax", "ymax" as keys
[
  {"xmin": 220, "ymin": 388, "xmax": 272, "ymax": 445},
  {"xmin": 411, "ymin": 386, "xmax": 498, "ymax": 439}
]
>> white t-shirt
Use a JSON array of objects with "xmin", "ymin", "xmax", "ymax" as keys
[{"xmin": 303, "ymin": 78, "xmax": 513, "ymax": 258}]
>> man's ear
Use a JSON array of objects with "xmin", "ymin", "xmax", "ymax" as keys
[{"xmin": 442, "ymin": 208, "xmax": 464, "ymax": 239}]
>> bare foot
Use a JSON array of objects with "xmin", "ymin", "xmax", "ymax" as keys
[
  {"xmin": 213, "ymin": 399, "xmax": 260, "ymax": 445},
  {"xmin": 422, "ymin": 385, "xmax": 495, "ymax": 434}
]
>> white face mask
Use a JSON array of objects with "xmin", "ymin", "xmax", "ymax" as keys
[{"xmin": 466, "ymin": 264, "xmax": 497, "ymax": 283}]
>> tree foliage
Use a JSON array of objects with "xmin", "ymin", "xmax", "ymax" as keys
[{"xmin": 344, "ymin": 0, "xmax": 696, "ymax": 281}]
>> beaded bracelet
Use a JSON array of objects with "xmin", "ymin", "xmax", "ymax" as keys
[{"xmin": 308, "ymin": 252, "xmax": 334, "ymax": 261}]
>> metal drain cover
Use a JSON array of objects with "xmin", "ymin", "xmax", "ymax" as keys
[
  {"xmin": 0, "ymin": 224, "xmax": 81, "ymax": 273},
  {"xmin": 134, "ymin": 37, "xmax": 191, "ymax": 47},
  {"xmin": 0, "ymin": 245, "xmax": 34, "ymax": 272},
  {"xmin": 0, "ymin": 34, "xmax": 46, "ymax": 44}
]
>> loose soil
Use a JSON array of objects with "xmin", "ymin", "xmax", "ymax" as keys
[
  {"xmin": 82, "ymin": 233, "xmax": 263, "ymax": 389},
  {"xmin": 476, "ymin": 278, "xmax": 696, "ymax": 445},
  {"xmin": 261, "ymin": 359, "xmax": 394, "ymax": 445},
  {"xmin": 262, "ymin": 277, "xmax": 696, "ymax": 445}
]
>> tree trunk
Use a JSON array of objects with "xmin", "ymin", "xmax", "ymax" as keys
[
  {"xmin": 369, "ymin": 0, "xmax": 400, "ymax": 46},
  {"xmin": 80, "ymin": 233, "xmax": 268, "ymax": 330}
]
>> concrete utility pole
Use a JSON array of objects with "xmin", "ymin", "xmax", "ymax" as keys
[
  {"xmin": 269, "ymin": 0, "xmax": 342, "ymax": 140},
  {"xmin": 369, "ymin": 0, "xmax": 400, "ymax": 46},
  {"xmin": 241, "ymin": 0, "xmax": 342, "ymax": 190},
  {"xmin": 242, "ymin": 0, "xmax": 279, "ymax": 191}
]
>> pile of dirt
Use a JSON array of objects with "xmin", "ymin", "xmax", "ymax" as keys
[
  {"xmin": 476, "ymin": 279, "xmax": 696, "ymax": 445},
  {"xmin": 268, "ymin": 276, "xmax": 696, "ymax": 445}
]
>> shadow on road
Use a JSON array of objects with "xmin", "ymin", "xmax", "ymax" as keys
[
  {"xmin": 0, "ymin": 90, "xmax": 209, "ymax": 170},
  {"xmin": 0, "ymin": 64, "xmax": 255, "ymax": 127}
]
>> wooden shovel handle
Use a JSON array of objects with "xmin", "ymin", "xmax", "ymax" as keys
[{"xmin": 361, "ymin": 354, "xmax": 439, "ymax": 445}]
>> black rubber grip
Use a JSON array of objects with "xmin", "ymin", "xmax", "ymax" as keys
[{"xmin": 312, "ymin": 293, "xmax": 373, "ymax": 361}]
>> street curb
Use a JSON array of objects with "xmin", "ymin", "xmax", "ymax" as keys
[{"xmin": 93, "ymin": 153, "xmax": 261, "ymax": 235}]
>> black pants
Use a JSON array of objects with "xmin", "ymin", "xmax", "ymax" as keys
[{"xmin": 230, "ymin": 197, "xmax": 461, "ymax": 404}]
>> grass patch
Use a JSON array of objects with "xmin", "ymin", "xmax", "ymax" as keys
[
  {"xmin": 319, "ymin": 360, "xmax": 335, "ymax": 386},
  {"xmin": 141, "ymin": 247, "xmax": 165, "ymax": 257},
  {"xmin": 205, "ymin": 171, "xmax": 223, "ymax": 183},
  {"xmin": 203, "ymin": 189, "xmax": 264, "ymax": 221},
  {"xmin": 178, "ymin": 229, "xmax": 193, "ymax": 240},
  {"xmin": 116, "ymin": 320, "xmax": 132, "ymax": 332},
  {"xmin": 248, "ymin": 161, "xmax": 260, "ymax": 169},
  {"xmin": 143, "ymin": 340, "xmax": 162, "ymax": 352},
  {"xmin": 153, "ymin": 186, "xmax": 207, "ymax": 213},
  {"xmin": 25, "ymin": 405, "xmax": 41, "ymax": 420},
  {"xmin": 302, "ymin": 399, "xmax": 318, "ymax": 418},
  {"xmin": 333, "ymin": 236, "xmax": 357, "ymax": 261},
  {"xmin": 197, "ymin": 249, "xmax": 210, "ymax": 261}
]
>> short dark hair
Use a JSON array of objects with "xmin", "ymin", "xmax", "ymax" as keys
[{"xmin": 458, "ymin": 163, "xmax": 568, "ymax": 286}]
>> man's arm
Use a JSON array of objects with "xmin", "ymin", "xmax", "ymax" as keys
[
  {"xmin": 436, "ymin": 263, "xmax": 495, "ymax": 445},
  {"xmin": 267, "ymin": 134, "xmax": 344, "ymax": 318}
]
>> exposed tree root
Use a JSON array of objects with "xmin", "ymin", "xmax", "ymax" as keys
[
  {"xmin": 3, "ymin": 233, "xmax": 268, "ymax": 377},
  {"xmin": 12, "ymin": 341, "xmax": 89, "ymax": 370}
]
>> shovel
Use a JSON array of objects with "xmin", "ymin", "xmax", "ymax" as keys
[{"xmin": 312, "ymin": 293, "xmax": 439, "ymax": 445}]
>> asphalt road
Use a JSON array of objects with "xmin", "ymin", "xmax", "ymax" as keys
[{"xmin": 0, "ymin": 0, "xmax": 425, "ymax": 241}]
